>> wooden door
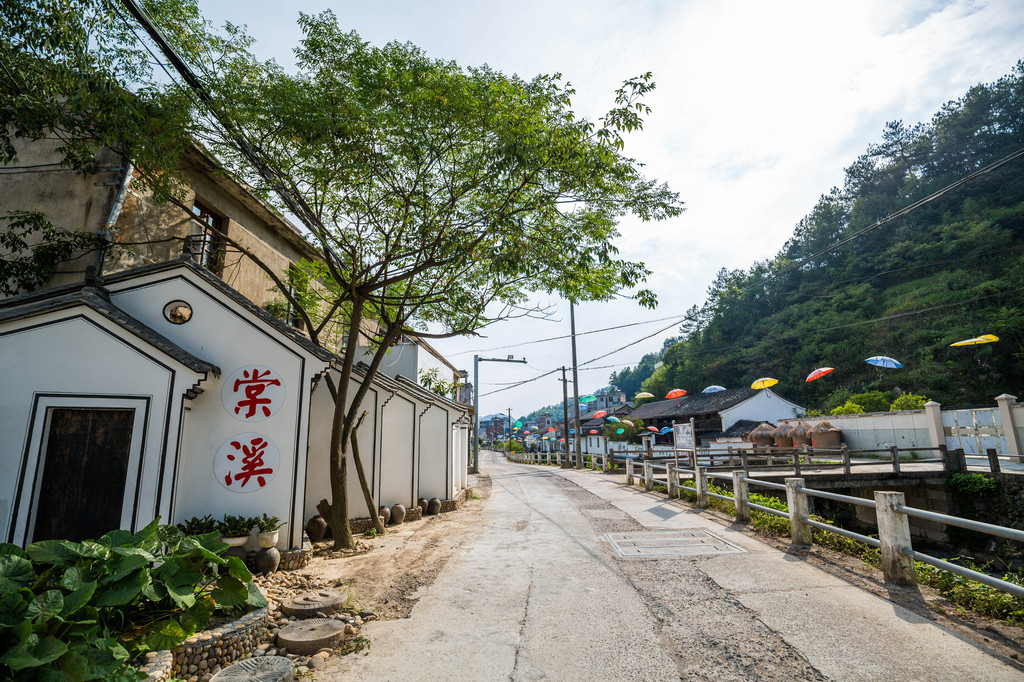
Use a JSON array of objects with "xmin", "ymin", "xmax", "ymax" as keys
[{"xmin": 32, "ymin": 408, "xmax": 135, "ymax": 542}]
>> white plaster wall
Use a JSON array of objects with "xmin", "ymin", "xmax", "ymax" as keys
[
  {"xmin": 721, "ymin": 390, "xmax": 804, "ymax": 431},
  {"xmin": 305, "ymin": 372, "xmax": 379, "ymax": 523},
  {"xmin": 0, "ymin": 310, "xmax": 200, "ymax": 544},
  {"xmin": 107, "ymin": 272, "xmax": 325, "ymax": 549},
  {"xmin": 417, "ymin": 405, "xmax": 449, "ymax": 501},
  {"xmin": 378, "ymin": 393, "xmax": 416, "ymax": 508},
  {"xmin": 797, "ymin": 411, "xmax": 932, "ymax": 450}
]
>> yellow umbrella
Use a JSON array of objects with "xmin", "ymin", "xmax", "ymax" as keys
[
  {"xmin": 634, "ymin": 392, "xmax": 654, "ymax": 399},
  {"xmin": 950, "ymin": 334, "xmax": 999, "ymax": 347},
  {"xmin": 751, "ymin": 377, "xmax": 779, "ymax": 390}
]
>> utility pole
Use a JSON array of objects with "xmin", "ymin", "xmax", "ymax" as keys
[
  {"xmin": 559, "ymin": 367, "xmax": 571, "ymax": 469},
  {"xmin": 570, "ymin": 303, "xmax": 583, "ymax": 469},
  {"xmin": 473, "ymin": 354, "xmax": 528, "ymax": 473},
  {"xmin": 507, "ymin": 407, "xmax": 513, "ymax": 454}
]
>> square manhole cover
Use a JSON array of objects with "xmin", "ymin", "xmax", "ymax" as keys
[{"xmin": 604, "ymin": 530, "xmax": 745, "ymax": 558}]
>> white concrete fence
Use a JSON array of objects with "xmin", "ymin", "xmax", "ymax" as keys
[{"xmin": 622, "ymin": 459, "xmax": 1024, "ymax": 599}]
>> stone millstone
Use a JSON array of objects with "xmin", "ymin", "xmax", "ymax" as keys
[
  {"xmin": 210, "ymin": 655, "xmax": 293, "ymax": 681},
  {"xmin": 277, "ymin": 618, "xmax": 347, "ymax": 655},
  {"xmin": 279, "ymin": 590, "xmax": 348, "ymax": 618}
]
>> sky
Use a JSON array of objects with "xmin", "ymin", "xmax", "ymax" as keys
[{"xmin": 200, "ymin": 0, "xmax": 1024, "ymax": 419}]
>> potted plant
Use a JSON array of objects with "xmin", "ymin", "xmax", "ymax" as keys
[
  {"xmin": 177, "ymin": 514, "xmax": 219, "ymax": 536},
  {"xmin": 219, "ymin": 514, "xmax": 255, "ymax": 547},
  {"xmin": 255, "ymin": 514, "xmax": 286, "ymax": 547}
]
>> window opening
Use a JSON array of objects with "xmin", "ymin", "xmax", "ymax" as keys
[{"xmin": 186, "ymin": 200, "xmax": 226, "ymax": 274}]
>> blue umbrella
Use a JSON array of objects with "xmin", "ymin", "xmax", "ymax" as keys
[
  {"xmin": 659, "ymin": 427, "xmax": 672, "ymax": 435},
  {"xmin": 569, "ymin": 429, "xmax": 575, "ymax": 434},
  {"xmin": 702, "ymin": 385, "xmax": 726, "ymax": 393},
  {"xmin": 865, "ymin": 355, "xmax": 903, "ymax": 369}
]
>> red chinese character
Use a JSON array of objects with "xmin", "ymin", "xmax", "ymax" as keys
[
  {"xmin": 224, "ymin": 437, "xmax": 274, "ymax": 489},
  {"xmin": 232, "ymin": 368, "xmax": 281, "ymax": 419}
]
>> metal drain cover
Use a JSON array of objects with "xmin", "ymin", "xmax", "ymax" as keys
[{"xmin": 604, "ymin": 529, "xmax": 745, "ymax": 558}]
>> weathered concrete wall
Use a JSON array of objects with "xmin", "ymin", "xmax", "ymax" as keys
[{"xmin": 794, "ymin": 410, "xmax": 932, "ymax": 450}]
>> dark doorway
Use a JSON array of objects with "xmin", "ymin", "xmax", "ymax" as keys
[{"xmin": 32, "ymin": 408, "xmax": 135, "ymax": 543}]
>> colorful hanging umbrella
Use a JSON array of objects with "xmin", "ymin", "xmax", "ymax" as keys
[
  {"xmin": 607, "ymin": 416, "xmax": 621, "ymax": 423},
  {"xmin": 659, "ymin": 427, "xmax": 672, "ymax": 435},
  {"xmin": 568, "ymin": 429, "xmax": 575, "ymax": 435},
  {"xmin": 514, "ymin": 420, "xmax": 522, "ymax": 428},
  {"xmin": 592, "ymin": 410, "xmax": 608, "ymax": 419},
  {"xmin": 865, "ymin": 356, "xmax": 902, "ymax": 369},
  {"xmin": 666, "ymin": 389, "xmax": 687, "ymax": 399},
  {"xmin": 634, "ymin": 391, "xmax": 655, "ymax": 399},
  {"xmin": 751, "ymin": 377, "xmax": 778, "ymax": 389},
  {"xmin": 580, "ymin": 395, "xmax": 597, "ymax": 403},
  {"xmin": 805, "ymin": 367, "xmax": 834, "ymax": 382},
  {"xmin": 616, "ymin": 428, "xmax": 625, "ymax": 434},
  {"xmin": 589, "ymin": 429, "xmax": 599, "ymax": 434},
  {"xmin": 559, "ymin": 438, "xmax": 565, "ymax": 442},
  {"xmin": 701, "ymin": 385, "xmax": 726, "ymax": 393},
  {"xmin": 950, "ymin": 334, "xmax": 999, "ymax": 347},
  {"xmin": 646, "ymin": 426, "xmax": 659, "ymax": 432},
  {"xmin": 622, "ymin": 420, "xmax": 635, "ymax": 427},
  {"xmin": 547, "ymin": 427, "xmax": 555, "ymax": 432}
]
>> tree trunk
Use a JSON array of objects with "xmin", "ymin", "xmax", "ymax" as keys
[
  {"xmin": 350, "ymin": 412, "xmax": 385, "ymax": 536},
  {"xmin": 328, "ymin": 388, "xmax": 355, "ymax": 550}
]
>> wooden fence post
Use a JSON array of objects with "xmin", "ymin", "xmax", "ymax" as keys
[
  {"xmin": 874, "ymin": 491, "xmax": 916, "ymax": 586},
  {"xmin": 785, "ymin": 478, "xmax": 812, "ymax": 545},
  {"xmin": 742, "ymin": 450, "xmax": 750, "ymax": 478},
  {"xmin": 732, "ymin": 471, "xmax": 750, "ymax": 522},
  {"xmin": 793, "ymin": 448, "xmax": 802, "ymax": 476},
  {"xmin": 666, "ymin": 463, "xmax": 677, "ymax": 498},
  {"xmin": 890, "ymin": 445, "xmax": 901, "ymax": 474},
  {"xmin": 695, "ymin": 467, "xmax": 709, "ymax": 508},
  {"xmin": 987, "ymin": 448, "xmax": 1001, "ymax": 474}
]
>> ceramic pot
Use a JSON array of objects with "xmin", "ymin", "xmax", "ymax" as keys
[
  {"xmin": 306, "ymin": 515, "xmax": 328, "ymax": 542},
  {"xmin": 389, "ymin": 504, "xmax": 406, "ymax": 525},
  {"xmin": 257, "ymin": 530, "xmax": 279, "ymax": 548},
  {"xmin": 256, "ymin": 546, "xmax": 280, "ymax": 574},
  {"xmin": 220, "ymin": 536, "xmax": 248, "ymax": 547},
  {"xmin": 418, "ymin": 498, "xmax": 428, "ymax": 513},
  {"xmin": 378, "ymin": 506, "xmax": 391, "ymax": 525},
  {"xmin": 428, "ymin": 497, "xmax": 441, "ymax": 515}
]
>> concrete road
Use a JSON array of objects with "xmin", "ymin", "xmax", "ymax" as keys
[{"xmin": 320, "ymin": 451, "xmax": 1022, "ymax": 681}]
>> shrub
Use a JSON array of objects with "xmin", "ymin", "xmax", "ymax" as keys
[
  {"xmin": 219, "ymin": 515, "xmax": 256, "ymax": 538},
  {"xmin": 831, "ymin": 401, "xmax": 865, "ymax": 416},
  {"xmin": 0, "ymin": 520, "xmax": 266, "ymax": 680},
  {"xmin": 254, "ymin": 515, "xmax": 285, "ymax": 533},
  {"xmin": 889, "ymin": 394, "xmax": 929, "ymax": 411},
  {"xmin": 949, "ymin": 472, "xmax": 999, "ymax": 496},
  {"xmin": 847, "ymin": 391, "xmax": 895, "ymax": 413},
  {"xmin": 177, "ymin": 515, "xmax": 219, "ymax": 535}
]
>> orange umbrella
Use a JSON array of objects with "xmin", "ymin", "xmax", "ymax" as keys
[
  {"xmin": 589, "ymin": 429, "xmax": 598, "ymax": 434},
  {"xmin": 666, "ymin": 389, "xmax": 687, "ymax": 399},
  {"xmin": 592, "ymin": 410, "xmax": 608, "ymax": 418},
  {"xmin": 805, "ymin": 367, "xmax": 834, "ymax": 382},
  {"xmin": 547, "ymin": 427, "xmax": 555, "ymax": 432},
  {"xmin": 646, "ymin": 426, "xmax": 659, "ymax": 432}
]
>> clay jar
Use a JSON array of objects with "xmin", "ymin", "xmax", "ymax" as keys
[
  {"xmin": 390, "ymin": 504, "xmax": 406, "ymax": 525},
  {"xmin": 305, "ymin": 515, "xmax": 328, "ymax": 542},
  {"xmin": 427, "ymin": 497, "xmax": 441, "ymax": 515},
  {"xmin": 418, "ymin": 498, "xmax": 429, "ymax": 513},
  {"xmin": 256, "ymin": 546, "xmax": 280, "ymax": 574},
  {"xmin": 378, "ymin": 505, "xmax": 391, "ymax": 525}
]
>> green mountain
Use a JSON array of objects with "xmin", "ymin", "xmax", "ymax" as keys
[{"xmin": 615, "ymin": 62, "xmax": 1024, "ymax": 411}]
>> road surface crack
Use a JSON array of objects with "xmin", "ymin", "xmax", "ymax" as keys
[{"xmin": 510, "ymin": 564, "xmax": 535, "ymax": 681}]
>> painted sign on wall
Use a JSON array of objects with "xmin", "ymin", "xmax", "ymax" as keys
[
  {"xmin": 222, "ymin": 366, "xmax": 285, "ymax": 421},
  {"xmin": 214, "ymin": 433, "xmax": 280, "ymax": 492}
]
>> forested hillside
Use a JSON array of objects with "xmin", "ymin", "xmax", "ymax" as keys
[{"xmin": 613, "ymin": 62, "xmax": 1024, "ymax": 411}]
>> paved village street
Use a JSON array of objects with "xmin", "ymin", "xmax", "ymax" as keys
[{"xmin": 320, "ymin": 450, "xmax": 1023, "ymax": 681}]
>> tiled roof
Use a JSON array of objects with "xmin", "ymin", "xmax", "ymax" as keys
[{"xmin": 627, "ymin": 387, "xmax": 759, "ymax": 421}]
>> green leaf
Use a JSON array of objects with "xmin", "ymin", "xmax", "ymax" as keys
[
  {"xmin": 61, "ymin": 566, "xmax": 87, "ymax": 592},
  {"xmin": 142, "ymin": 618, "xmax": 187, "ymax": 651},
  {"xmin": 81, "ymin": 645, "xmax": 126, "ymax": 681},
  {"xmin": 27, "ymin": 590, "xmax": 63, "ymax": 623},
  {"xmin": 223, "ymin": 556, "xmax": 252, "ymax": 583},
  {"xmin": 26, "ymin": 540, "xmax": 76, "ymax": 564},
  {"xmin": 164, "ymin": 580, "xmax": 196, "ymax": 609},
  {"xmin": 0, "ymin": 590, "xmax": 30, "ymax": 627},
  {"xmin": 210, "ymin": 575, "xmax": 247, "ymax": 609},
  {"xmin": 57, "ymin": 648, "xmax": 90, "ymax": 682},
  {"xmin": 101, "ymin": 554, "xmax": 149, "ymax": 584},
  {"xmin": 0, "ymin": 554, "xmax": 35, "ymax": 593},
  {"xmin": 61, "ymin": 581, "xmax": 96, "ymax": 617},
  {"xmin": 246, "ymin": 581, "xmax": 268, "ymax": 609},
  {"xmin": 94, "ymin": 574, "xmax": 141, "ymax": 607},
  {"xmin": 0, "ymin": 543, "xmax": 29, "ymax": 558},
  {"xmin": 5, "ymin": 634, "xmax": 68, "ymax": 670}
]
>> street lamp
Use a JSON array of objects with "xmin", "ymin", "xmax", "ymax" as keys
[{"xmin": 473, "ymin": 354, "xmax": 527, "ymax": 473}]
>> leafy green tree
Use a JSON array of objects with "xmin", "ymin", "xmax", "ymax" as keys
[
  {"xmin": 831, "ymin": 401, "xmax": 865, "ymax": 416},
  {"xmin": 890, "ymin": 394, "xmax": 929, "ymax": 411}
]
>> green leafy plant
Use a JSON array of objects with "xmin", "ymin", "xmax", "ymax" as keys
[
  {"xmin": 831, "ymin": 400, "xmax": 865, "ymax": 416},
  {"xmin": 949, "ymin": 472, "xmax": 999, "ymax": 496},
  {"xmin": 889, "ymin": 394, "xmax": 929, "ymax": 411},
  {"xmin": 254, "ymin": 515, "xmax": 286, "ymax": 534},
  {"xmin": 0, "ymin": 519, "xmax": 266, "ymax": 680},
  {"xmin": 177, "ymin": 515, "xmax": 219, "ymax": 535},
  {"xmin": 218, "ymin": 515, "xmax": 256, "ymax": 538}
]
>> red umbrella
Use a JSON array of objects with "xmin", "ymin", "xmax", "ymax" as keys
[
  {"xmin": 592, "ymin": 410, "xmax": 608, "ymax": 419},
  {"xmin": 666, "ymin": 389, "xmax": 687, "ymax": 399},
  {"xmin": 646, "ymin": 426, "xmax": 659, "ymax": 432},
  {"xmin": 589, "ymin": 429, "xmax": 599, "ymax": 434},
  {"xmin": 547, "ymin": 427, "xmax": 555, "ymax": 432},
  {"xmin": 805, "ymin": 367, "xmax": 834, "ymax": 382}
]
